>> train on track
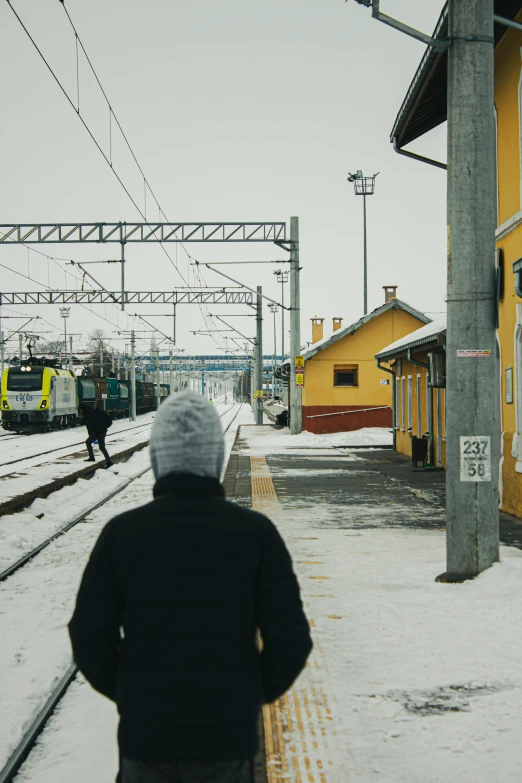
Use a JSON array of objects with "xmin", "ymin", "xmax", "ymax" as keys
[{"xmin": 0, "ymin": 364, "xmax": 170, "ymax": 433}]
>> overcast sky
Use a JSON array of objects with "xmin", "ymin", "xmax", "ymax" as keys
[{"xmin": 0, "ymin": 0, "xmax": 447, "ymax": 360}]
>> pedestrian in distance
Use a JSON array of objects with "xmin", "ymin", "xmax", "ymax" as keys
[
  {"xmin": 69, "ymin": 391, "xmax": 312, "ymax": 783},
  {"xmin": 81, "ymin": 402, "xmax": 113, "ymax": 469}
]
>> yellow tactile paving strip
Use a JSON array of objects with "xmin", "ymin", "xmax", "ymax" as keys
[{"xmin": 251, "ymin": 455, "xmax": 335, "ymax": 783}]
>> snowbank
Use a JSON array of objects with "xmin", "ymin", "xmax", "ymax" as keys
[{"xmin": 239, "ymin": 424, "xmax": 393, "ymax": 452}]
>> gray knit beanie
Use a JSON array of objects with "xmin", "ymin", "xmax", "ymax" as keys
[{"xmin": 149, "ymin": 391, "xmax": 225, "ymax": 481}]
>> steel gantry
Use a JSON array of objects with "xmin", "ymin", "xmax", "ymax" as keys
[
  {"xmin": 0, "ymin": 290, "xmax": 255, "ymax": 306},
  {"xmin": 0, "ymin": 217, "xmax": 302, "ymax": 432},
  {"xmin": 0, "ymin": 222, "xmax": 287, "ymax": 244}
]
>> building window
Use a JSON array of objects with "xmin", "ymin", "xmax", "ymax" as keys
[{"xmin": 333, "ymin": 365, "xmax": 358, "ymax": 387}]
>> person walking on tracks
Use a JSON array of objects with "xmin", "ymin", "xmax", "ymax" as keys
[
  {"xmin": 69, "ymin": 391, "xmax": 312, "ymax": 783},
  {"xmin": 81, "ymin": 402, "xmax": 113, "ymax": 469}
]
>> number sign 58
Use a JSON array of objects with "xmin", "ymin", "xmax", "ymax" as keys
[{"xmin": 460, "ymin": 436, "xmax": 491, "ymax": 482}]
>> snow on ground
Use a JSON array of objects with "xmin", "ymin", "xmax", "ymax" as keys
[
  {"xmin": 9, "ymin": 415, "xmax": 522, "ymax": 782},
  {"xmin": 239, "ymin": 424, "xmax": 393, "ymax": 453},
  {"xmin": 2, "ymin": 403, "xmax": 252, "ymax": 782},
  {"xmin": 0, "ymin": 411, "xmax": 155, "ymax": 471},
  {"xmin": 0, "ymin": 450, "xmax": 153, "ymax": 773},
  {"xmin": 0, "ymin": 457, "xmax": 151, "ymax": 573},
  {"xmin": 289, "ymin": 528, "xmax": 522, "ymax": 782},
  {"xmin": 247, "ymin": 427, "xmax": 522, "ymax": 782},
  {"xmin": 0, "ymin": 415, "xmax": 155, "ymax": 508}
]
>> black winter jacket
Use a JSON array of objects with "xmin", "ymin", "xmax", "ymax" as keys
[
  {"xmin": 81, "ymin": 404, "xmax": 111, "ymax": 436},
  {"xmin": 68, "ymin": 473, "xmax": 312, "ymax": 762}
]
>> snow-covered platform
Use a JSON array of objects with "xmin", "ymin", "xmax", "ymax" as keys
[{"xmin": 225, "ymin": 424, "xmax": 522, "ymax": 783}]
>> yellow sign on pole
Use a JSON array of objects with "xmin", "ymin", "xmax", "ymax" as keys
[
  {"xmin": 296, "ymin": 373, "xmax": 304, "ymax": 387},
  {"xmin": 295, "ymin": 355, "xmax": 305, "ymax": 370},
  {"xmin": 253, "ymin": 390, "xmax": 263, "ymax": 399}
]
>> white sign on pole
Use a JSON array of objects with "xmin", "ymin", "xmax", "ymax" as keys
[{"xmin": 460, "ymin": 436, "xmax": 491, "ymax": 482}]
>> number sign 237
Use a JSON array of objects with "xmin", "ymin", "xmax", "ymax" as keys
[{"xmin": 460, "ymin": 436, "xmax": 491, "ymax": 482}]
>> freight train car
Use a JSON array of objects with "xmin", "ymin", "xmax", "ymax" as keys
[
  {"xmin": 160, "ymin": 383, "xmax": 170, "ymax": 403},
  {"xmin": 136, "ymin": 380, "xmax": 156, "ymax": 413}
]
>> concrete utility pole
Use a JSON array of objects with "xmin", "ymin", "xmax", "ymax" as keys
[
  {"xmin": 99, "ymin": 340, "xmax": 103, "ymax": 377},
  {"xmin": 156, "ymin": 348, "xmax": 161, "ymax": 409},
  {"xmin": 289, "ymin": 217, "xmax": 302, "ymax": 434},
  {"xmin": 69, "ymin": 336, "xmax": 73, "ymax": 373},
  {"xmin": 1, "ymin": 332, "xmax": 4, "ymax": 378},
  {"xmin": 120, "ymin": 241, "xmax": 126, "ymax": 311},
  {"xmin": 130, "ymin": 330, "xmax": 136, "ymax": 421},
  {"xmin": 255, "ymin": 285, "xmax": 263, "ymax": 424},
  {"xmin": 19, "ymin": 333, "xmax": 23, "ymax": 365},
  {"xmin": 169, "ymin": 348, "xmax": 173, "ymax": 392},
  {"xmin": 442, "ymin": 0, "xmax": 499, "ymax": 580}
]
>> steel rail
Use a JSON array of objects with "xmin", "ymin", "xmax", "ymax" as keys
[
  {"xmin": 0, "ymin": 464, "xmax": 152, "ymax": 583},
  {"xmin": 0, "ymin": 420, "xmax": 152, "ymax": 469},
  {"xmin": 221, "ymin": 403, "xmax": 243, "ymax": 434},
  {"xmin": 0, "ymin": 404, "xmax": 244, "ymax": 783},
  {"xmin": 0, "ymin": 663, "xmax": 79, "ymax": 783}
]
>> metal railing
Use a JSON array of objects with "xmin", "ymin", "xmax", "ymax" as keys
[{"xmin": 306, "ymin": 405, "xmax": 390, "ymax": 419}]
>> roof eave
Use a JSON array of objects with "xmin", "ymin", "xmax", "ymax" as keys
[
  {"xmin": 391, "ymin": 1, "xmax": 522, "ymax": 151},
  {"xmin": 376, "ymin": 331, "xmax": 446, "ymax": 361},
  {"xmin": 305, "ymin": 299, "xmax": 430, "ymax": 361}
]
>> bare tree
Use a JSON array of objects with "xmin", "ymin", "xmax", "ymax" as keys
[{"xmin": 86, "ymin": 329, "xmax": 114, "ymax": 376}]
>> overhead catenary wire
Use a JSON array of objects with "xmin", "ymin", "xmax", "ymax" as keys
[
  {"xmin": 57, "ymin": 1, "xmax": 251, "ymax": 352},
  {"xmin": 5, "ymin": 0, "xmax": 246, "ymax": 355}
]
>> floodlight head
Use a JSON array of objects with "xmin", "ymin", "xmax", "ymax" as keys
[{"xmin": 352, "ymin": 0, "xmax": 372, "ymax": 6}]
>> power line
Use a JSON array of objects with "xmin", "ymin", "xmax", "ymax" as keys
[
  {"xmin": 6, "ymin": 0, "xmax": 239, "ymax": 354},
  {"xmin": 57, "ymin": 2, "xmax": 242, "ymax": 352}
]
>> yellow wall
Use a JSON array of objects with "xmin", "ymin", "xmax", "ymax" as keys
[
  {"xmin": 302, "ymin": 307, "xmax": 425, "ymax": 408},
  {"xmin": 495, "ymin": 16, "xmax": 522, "ymax": 516},
  {"xmin": 391, "ymin": 354, "xmax": 446, "ymax": 468},
  {"xmin": 495, "ymin": 16, "xmax": 522, "ymax": 223}
]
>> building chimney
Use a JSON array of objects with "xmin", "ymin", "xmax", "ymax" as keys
[
  {"xmin": 311, "ymin": 317, "xmax": 324, "ymax": 344},
  {"xmin": 383, "ymin": 285, "xmax": 398, "ymax": 303},
  {"xmin": 332, "ymin": 318, "xmax": 343, "ymax": 332}
]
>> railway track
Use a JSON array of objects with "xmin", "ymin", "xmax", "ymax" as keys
[
  {"xmin": 0, "ymin": 419, "xmax": 153, "ymax": 469},
  {"xmin": 0, "ymin": 404, "xmax": 244, "ymax": 783}
]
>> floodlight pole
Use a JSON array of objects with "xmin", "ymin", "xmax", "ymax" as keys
[
  {"xmin": 289, "ymin": 217, "xmax": 301, "ymax": 434},
  {"xmin": 348, "ymin": 172, "xmax": 377, "ymax": 315},
  {"xmin": 255, "ymin": 286, "xmax": 263, "ymax": 424},
  {"xmin": 130, "ymin": 330, "xmax": 136, "ymax": 421},
  {"xmin": 156, "ymin": 348, "xmax": 161, "ymax": 409},
  {"xmin": 120, "ymin": 242, "xmax": 126, "ymax": 311},
  {"xmin": 441, "ymin": 0, "xmax": 499, "ymax": 580},
  {"xmin": 363, "ymin": 194, "xmax": 368, "ymax": 315}
]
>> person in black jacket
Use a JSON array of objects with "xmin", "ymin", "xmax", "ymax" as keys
[
  {"xmin": 81, "ymin": 402, "xmax": 113, "ymax": 468},
  {"xmin": 69, "ymin": 392, "xmax": 312, "ymax": 783}
]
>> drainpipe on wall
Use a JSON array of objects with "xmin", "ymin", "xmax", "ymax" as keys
[
  {"xmin": 407, "ymin": 349, "xmax": 434, "ymax": 466},
  {"xmin": 376, "ymin": 359, "xmax": 396, "ymax": 450}
]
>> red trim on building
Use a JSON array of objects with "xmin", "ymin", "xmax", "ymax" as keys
[{"xmin": 302, "ymin": 405, "xmax": 392, "ymax": 434}]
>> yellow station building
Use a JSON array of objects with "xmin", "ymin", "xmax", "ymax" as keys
[
  {"xmin": 376, "ymin": 319, "xmax": 447, "ymax": 469},
  {"xmin": 289, "ymin": 289, "xmax": 429, "ymax": 434},
  {"xmin": 386, "ymin": 1, "xmax": 522, "ymax": 516}
]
